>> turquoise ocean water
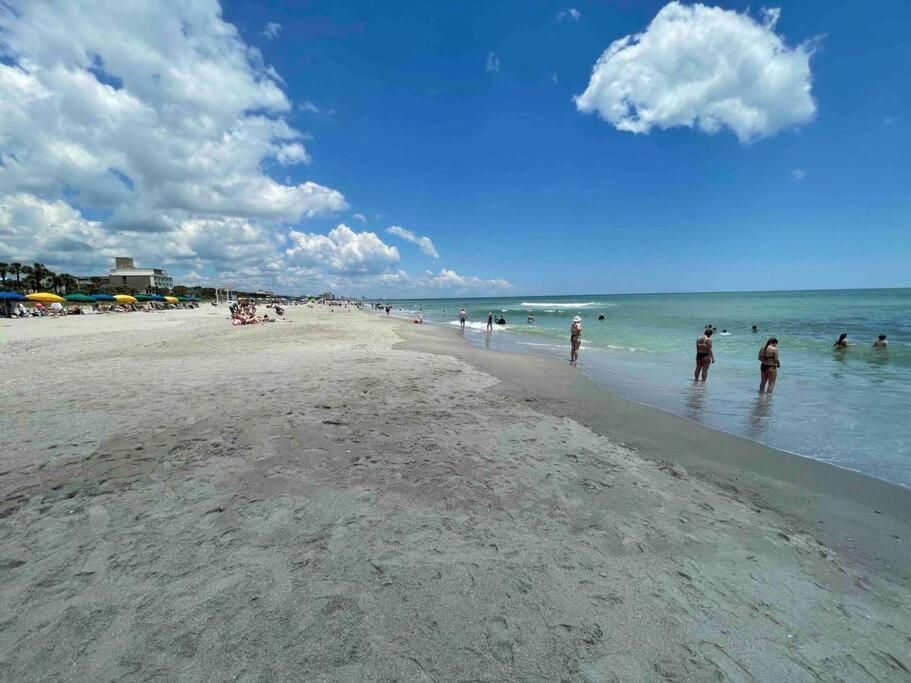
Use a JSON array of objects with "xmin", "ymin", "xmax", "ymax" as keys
[{"xmin": 379, "ymin": 289, "xmax": 911, "ymax": 487}]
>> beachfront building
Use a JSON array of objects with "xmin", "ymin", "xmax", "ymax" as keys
[{"xmin": 107, "ymin": 257, "xmax": 173, "ymax": 291}]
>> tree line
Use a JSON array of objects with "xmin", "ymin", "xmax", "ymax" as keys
[{"xmin": 0, "ymin": 261, "xmax": 311, "ymax": 300}]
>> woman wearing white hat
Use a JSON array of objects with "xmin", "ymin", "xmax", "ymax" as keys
[{"xmin": 570, "ymin": 315, "xmax": 583, "ymax": 365}]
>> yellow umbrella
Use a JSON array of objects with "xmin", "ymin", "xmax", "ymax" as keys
[
  {"xmin": 113, "ymin": 294, "xmax": 138, "ymax": 303},
  {"xmin": 164, "ymin": 296, "xmax": 179, "ymax": 304},
  {"xmin": 26, "ymin": 292, "xmax": 66, "ymax": 303}
]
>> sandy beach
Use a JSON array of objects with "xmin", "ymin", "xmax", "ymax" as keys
[{"xmin": 1, "ymin": 306, "xmax": 909, "ymax": 681}]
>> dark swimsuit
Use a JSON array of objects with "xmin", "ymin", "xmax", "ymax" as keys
[{"xmin": 760, "ymin": 350, "xmax": 777, "ymax": 372}]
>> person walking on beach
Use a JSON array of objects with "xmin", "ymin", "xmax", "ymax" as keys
[
  {"xmin": 873, "ymin": 334, "xmax": 888, "ymax": 348},
  {"xmin": 833, "ymin": 333, "xmax": 850, "ymax": 349},
  {"xmin": 570, "ymin": 316, "xmax": 583, "ymax": 365},
  {"xmin": 487, "ymin": 312, "xmax": 493, "ymax": 331},
  {"xmin": 759, "ymin": 338, "xmax": 780, "ymax": 394},
  {"xmin": 694, "ymin": 329, "xmax": 714, "ymax": 381},
  {"xmin": 459, "ymin": 308, "xmax": 467, "ymax": 330}
]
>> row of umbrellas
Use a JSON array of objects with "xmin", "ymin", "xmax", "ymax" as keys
[{"xmin": 0, "ymin": 291, "xmax": 200, "ymax": 304}]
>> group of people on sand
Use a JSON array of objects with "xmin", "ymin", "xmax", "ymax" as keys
[
  {"xmin": 229, "ymin": 300, "xmax": 282, "ymax": 326},
  {"xmin": 4, "ymin": 300, "xmax": 197, "ymax": 318}
]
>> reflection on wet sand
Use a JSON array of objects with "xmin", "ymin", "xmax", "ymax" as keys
[
  {"xmin": 683, "ymin": 381, "xmax": 707, "ymax": 421},
  {"xmin": 744, "ymin": 394, "xmax": 774, "ymax": 442}
]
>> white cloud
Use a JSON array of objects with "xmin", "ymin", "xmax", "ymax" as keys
[
  {"xmin": 558, "ymin": 8, "xmax": 581, "ymax": 22},
  {"xmin": 262, "ymin": 22, "xmax": 282, "ymax": 39},
  {"xmin": 299, "ymin": 100, "xmax": 334, "ymax": 116},
  {"xmin": 373, "ymin": 268, "xmax": 511, "ymax": 295},
  {"xmin": 0, "ymin": 0, "xmax": 348, "ymax": 227},
  {"xmin": 352, "ymin": 213, "xmax": 367, "ymax": 223},
  {"xmin": 486, "ymin": 52, "xmax": 501, "ymax": 73},
  {"xmin": 791, "ymin": 168, "xmax": 807, "ymax": 181},
  {"xmin": 574, "ymin": 2, "xmax": 817, "ymax": 142},
  {"xmin": 386, "ymin": 225, "xmax": 440, "ymax": 259},
  {"xmin": 285, "ymin": 225, "xmax": 400, "ymax": 275}
]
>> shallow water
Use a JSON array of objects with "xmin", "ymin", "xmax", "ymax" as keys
[{"xmin": 380, "ymin": 289, "xmax": 911, "ymax": 487}]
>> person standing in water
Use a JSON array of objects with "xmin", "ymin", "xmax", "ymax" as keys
[
  {"xmin": 527, "ymin": 312, "xmax": 535, "ymax": 324},
  {"xmin": 759, "ymin": 338, "xmax": 780, "ymax": 393},
  {"xmin": 694, "ymin": 329, "xmax": 714, "ymax": 381},
  {"xmin": 833, "ymin": 333, "xmax": 851, "ymax": 349},
  {"xmin": 873, "ymin": 334, "xmax": 888, "ymax": 348},
  {"xmin": 570, "ymin": 316, "xmax": 583, "ymax": 365},
  {"xmin": 458, "ymin": 308, "xmax": 467, "ymax": 330},
  {"xmin": 487, "ymin": 312, "xmax": 493, "ymax": 331}
]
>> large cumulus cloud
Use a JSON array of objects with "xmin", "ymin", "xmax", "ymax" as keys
[{"xmin": 574, "ymin": 3, "xmax": 816, "ymax": 142}]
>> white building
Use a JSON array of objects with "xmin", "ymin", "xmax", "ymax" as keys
[{"xmin": 108, "ymin": 257, "xmax": 173, "ymax": 291}]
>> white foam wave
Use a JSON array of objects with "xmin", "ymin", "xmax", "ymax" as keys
[
  {"xmin": 520, "ymin": 301, "xmax": 601, "ymax": 308},
  {"xmin": 448, "ymin": 320, "xmax": 507, "ymax": 331}
]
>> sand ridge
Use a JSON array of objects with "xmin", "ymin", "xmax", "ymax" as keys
[{"xmin": 1, "ymin": 306, "xmax": 909, "ymax": 680}]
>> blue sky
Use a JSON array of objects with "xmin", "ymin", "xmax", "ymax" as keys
[{"xmin": 1, "ymin": 1, "xmax": 909, "ymax": 295}]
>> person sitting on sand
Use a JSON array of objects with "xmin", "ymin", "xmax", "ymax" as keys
[
  {"xmin": 695, "ymin": 329, "xmax": 714, "ymax": 381},
  {"xmin": 873, "ymin": 334, "xmax": 888, "ymax": 348},
  {"xmin": 487, "ymin": 312, "xmax": 493, "ymax": 331},
  {"xmin": 570, "ymin": 316, "xmax": 583, "ymax": 365},
  {"xmin": 759, "ymin": 338, "xmax": 781, "ymax": 394},
  {"xmin": 833, "ymin": 333, "xmax": 851, "ymax": 349}
]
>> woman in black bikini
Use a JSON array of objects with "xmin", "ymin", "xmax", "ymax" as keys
[
  {"xmin": 758, "ymin": 338, "xmax": 780, "ymax": 394},
  {"xmin": 695, "ymin": 329, "xmax": 714, "ymax": 381}
]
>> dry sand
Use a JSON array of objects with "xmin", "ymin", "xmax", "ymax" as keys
[{"xmin": 0, "ymin": 306, "xmax": 909, "ymax": 681}]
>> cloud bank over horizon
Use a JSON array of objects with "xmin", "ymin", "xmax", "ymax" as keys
[
  {"xmin": 575, "ymin": 2, "xmax": 817, "ymax": 142},
  {"xmin": 0, "ymin": 0, "xmax": 507, "ymax": 295}
]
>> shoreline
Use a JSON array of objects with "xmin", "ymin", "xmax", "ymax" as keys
[{"xmin": 392, "ymin": 316, "xmax": 911, "ymax": 576}]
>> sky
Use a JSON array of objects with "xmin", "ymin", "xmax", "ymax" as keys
[{"xmin": 1, "ymin": 0, "xmax": 909, "ymax": 297}]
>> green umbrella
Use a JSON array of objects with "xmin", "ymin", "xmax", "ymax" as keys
[
  {"xmin": 64, "ymin": 293, "xmax": 95, "ymax": 302},
  {"xmin": 134, "ymin": 294, "xmax": 155, "ymax": 301}
]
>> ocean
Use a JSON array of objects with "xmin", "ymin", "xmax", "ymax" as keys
[{"xmin": 378, "ymin": 289, "xmax": 911, "ymax": 487}]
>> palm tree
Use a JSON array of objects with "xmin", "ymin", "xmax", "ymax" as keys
[
  {"xmin": 51, "ymin": 273, "xmax": 64, "ymax": 294},
  {"xmin": 60, "ymin": 273, "xmax": 78, "ymax": 294},
  {"xmin": 0, "ymin": 262, "xmax": 8, "ymax": 287},
  {"xmin": 10, "ymin": 262, "xmax": 22, "ymax": 291},
  {"xmin": 20, "ymin": 265, "xmax": 32, "ymax": 292},
  {"xmin": 30, "ymin": 262, "xmax": 50, "ymax": 291}
]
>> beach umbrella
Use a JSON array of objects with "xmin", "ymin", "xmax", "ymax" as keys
[
  {"xmin": 0, "ymin": 291, "xmax": 26, "ymax": 301},
  {"xmin": 26, "ymin": 292, "xmax": 66, "ymax": 303},
  {"xmin": 134, "ymin": 294, "xmax": 154, "ymax": 301},
  {"xmin": 113, "ymin": 294, "xmax": 138, "ymax": 303},
  {"xmin": 90, "ymin": 294, "xmax": 116, "ymax": 301},
  {"xmin": 164, "ymin": 296, "xmax": 179, "ymax": 304},
  {"xmin": 64, "ymin": 293, "xmax": 94, "ymax": 302}
]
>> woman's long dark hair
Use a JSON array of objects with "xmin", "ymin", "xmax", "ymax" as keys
[
  {"xmin": 834, "ymin": 332, "xmax": 848, "ymax": 348},
  {"xmin": 764, "ymin": 338, "xmax": 778, "ymax": 356}
]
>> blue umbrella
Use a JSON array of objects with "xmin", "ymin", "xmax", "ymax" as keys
[
  {"xmin": 151, "ymin": 294, "xmax": 166, "ymax": 301},
  {"xmin": 91, "ymin": 294, "xmax": 116, "ymax": 301},
  {"xmin": 0, "ymin": 291, "xmax": 26, "ymax": 300}
]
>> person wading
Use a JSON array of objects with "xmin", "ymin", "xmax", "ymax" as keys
[
  {"xmin": 759, "ymin": 338, "xmax": 781, "ymax": 394},
  {"xmin": 694, "ymin": 328, "xmax": 714, "ymax": 381}
]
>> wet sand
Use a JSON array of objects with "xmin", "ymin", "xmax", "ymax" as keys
[{"xmin": 1, "ymin": 307, "xmax": 909, "ymax": 680}]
